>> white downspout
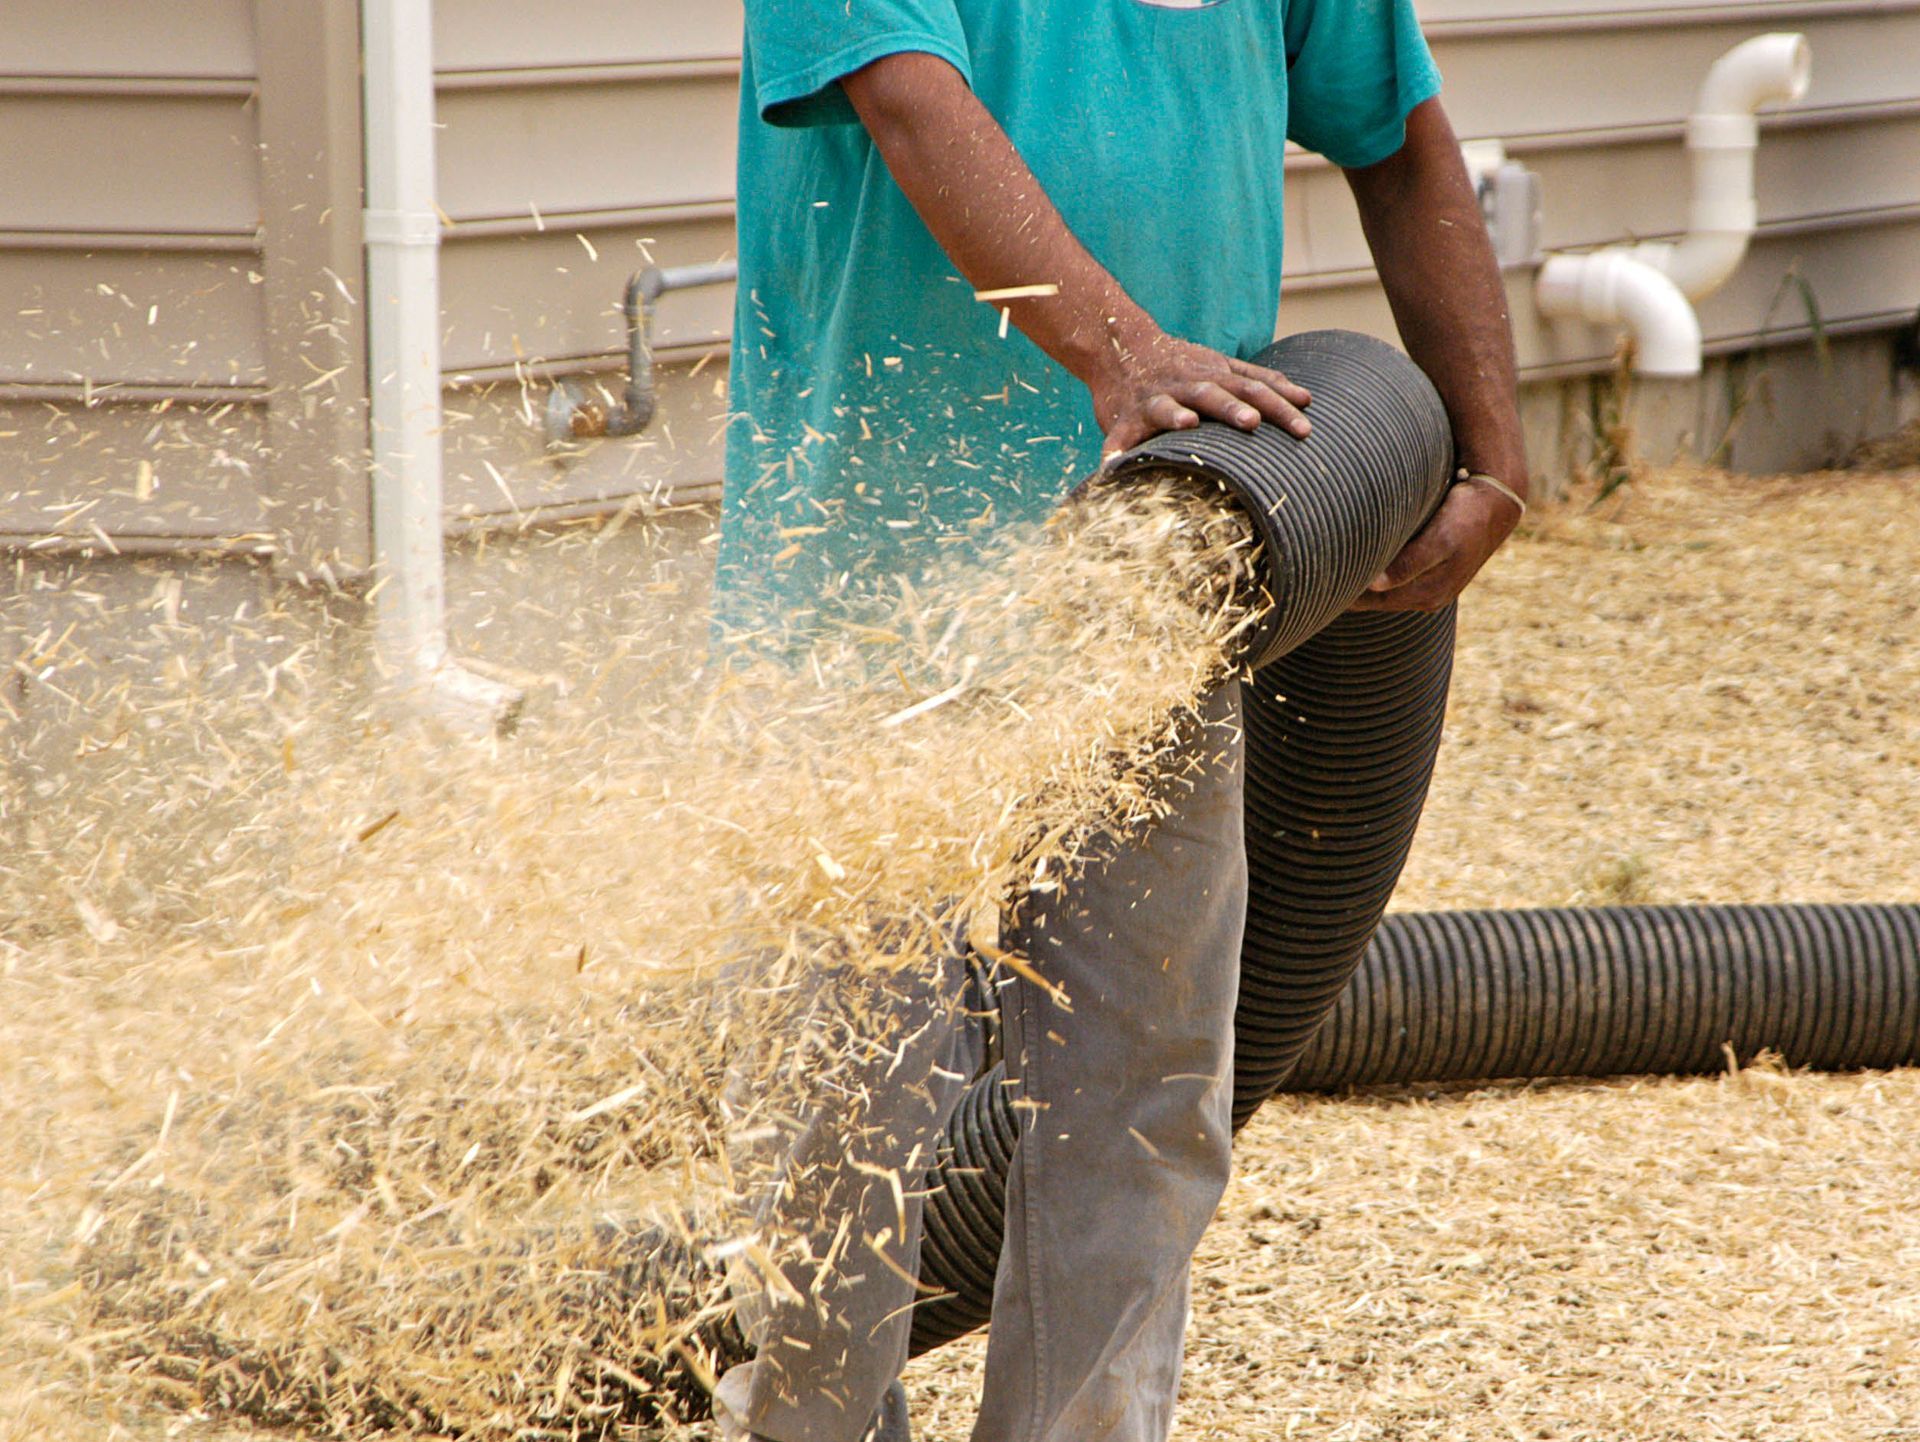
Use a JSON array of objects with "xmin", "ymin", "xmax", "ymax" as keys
[
  {"xmin": 1534, "ymin": 32, "xmax": 1812, "ymax": 377},
  {"xmin": 362, "ymin": 0, "xmax": 523, "ymax": 733}
]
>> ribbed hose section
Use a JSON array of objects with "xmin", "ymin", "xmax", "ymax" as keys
[
  {"xmin": 1284, "ymin": 904, "xmax": 1920, "ymax": 1090},
  {"xmin": 1105, "ymin": 330, "xmax": 1456, "ymax": 672},
  {"xmin": 1231, "ymin": 606, "xmax": 1457, "ymax": 1128},
  {"xmin": 905, "ymin": 610, "xmax": 1459, "ymax": 1354},
  {"xmin": 911, "ymin": 1061, "xmax": 1019, "ymax": 1345},
  {"xmin": 907, "ymin": 331, "xmax": 1461, "ymax": 1356}
]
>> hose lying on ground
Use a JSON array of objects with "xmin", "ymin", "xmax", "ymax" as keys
[
  {"xmin": 910, "ymin": 901, "xmax": 1920, "ymax": 1350},
  {"xmin": 1289, "ymin": 902, "xmax": 1920, "ymax": 1091}
]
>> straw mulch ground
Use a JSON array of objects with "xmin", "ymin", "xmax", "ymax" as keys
[
  {"xmin": 903, "ymin": 460, "xmax": 1920, "ymax": 1442},
  {"xmin": 7, "ymin": 460, "xmax": 1917, "ymax": 1441}
]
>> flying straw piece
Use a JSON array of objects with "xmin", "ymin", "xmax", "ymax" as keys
[
  {"xmin": 972, "ymin": 284, "xmax": 1061, "ymax": 302},
  {"xmin": 877, "ymin": 658, "xmax": 979, "ymax": 729},
  {"xmin": 566, "ymin": 1081, "xmax": 651, "ymax": 1125}
]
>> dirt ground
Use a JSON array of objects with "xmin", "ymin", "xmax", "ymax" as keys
[{"xmin": 6, "ymin": 458, "xmax": 1917, "ymax": 1441}]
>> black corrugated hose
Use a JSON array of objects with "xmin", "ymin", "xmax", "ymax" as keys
[
  {"xmin": 1289, "ymin": 903, "xmax": 1920, "ymax": 1091},
  {"xmin": 911, "ymin": 328, "xmax": 1462, "ymax": 1349},
  {"xmin": 902, "ymin": 331, "xmax": 1920, "ymax": 1355}
]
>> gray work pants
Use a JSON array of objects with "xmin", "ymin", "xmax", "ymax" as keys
[{"xmin": 716, "ymin": 680, "xmax": 1246, "ymax": 1442}]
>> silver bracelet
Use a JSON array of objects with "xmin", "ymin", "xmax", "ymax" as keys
[{"xmin": 1454, "ymin": 467, "xmax": 1528, "ymax": 517}]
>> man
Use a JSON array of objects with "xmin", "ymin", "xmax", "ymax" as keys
[{"xmin": 712, "ymin": 3, "xmax": 1529, "ymax": 1440}]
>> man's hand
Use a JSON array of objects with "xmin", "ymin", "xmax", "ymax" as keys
[
  {"xmin": 1090, "ymin": 325, "xmax": 1312, "ymax": 462},
  {"xmin": 1348, "ymin": 479, "xmax": 1523, "ymax": 613}
]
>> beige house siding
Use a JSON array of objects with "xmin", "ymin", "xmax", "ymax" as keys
[
  {"xmin": 2, "ymin": 0, "xmax": 1916, "ymax": 556},
  {"xmin": 0, "ymin": 1, "xmax": 270, "ymax": 549},
  {"xmin": 429, "ymin": 3, "xmax": 744, "ymax": 525},
  {"xmin": 0, "ymin": 0, "xmax": 747, "ymax": 555}
]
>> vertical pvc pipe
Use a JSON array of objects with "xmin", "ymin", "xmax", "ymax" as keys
[{"xmin": 361, "ymin": 0, "xmax": 522, "ymax": 732}]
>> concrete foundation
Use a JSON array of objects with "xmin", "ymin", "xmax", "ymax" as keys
[{"xmin": 1522, "ymin": 328, "xmax": 1920, "ymax": 498}]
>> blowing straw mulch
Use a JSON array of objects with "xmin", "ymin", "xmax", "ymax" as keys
[{"xmin": 0, "ymin": 475, "xmax": 1262, "ymax": 1438}]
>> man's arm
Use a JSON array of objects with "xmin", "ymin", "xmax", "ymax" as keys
[
  {"xmin": 841, "ymin": 52, "xmax": 1312, "ymax": 460},
  {"xmin": 1344, "ymin": 96, "xmax": 1531, "ymax": 613}
]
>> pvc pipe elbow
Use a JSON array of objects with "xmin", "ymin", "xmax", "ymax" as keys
[
  {"xmin": 1608, "ymin": 259, "xmax": 1705, "ymax": 377},
  {"xmin": 1525, "ymin": 39, "xmax": 1812, "ymax": 388},
  {"xmin": 1630, "ymin": 33, "xmax": 1812, "ymax": 302},
  {"xmin": 1629, "ymin": 231, "xmax": 1748, "ymax": 306},
  {"xmin": 1537, "ymin": 252, "xmax": 1703, "ymax": 377},
  {"xmin": 1696, "ymin": 33, "xmax": 1812, "ymax": 118}
]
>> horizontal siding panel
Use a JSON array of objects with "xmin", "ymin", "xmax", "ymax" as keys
[
  {"xmin": 0, "ymin": 399, "xmax": 267, "ymax": 540},
  {"xmin": 0, "ymin": 252, "xmax": 266, "ymax": 389},
  {"xmin": 435, "ymin": 73, "xmax": 737, "ymax": 223},
  {"xmin": 1694, "ymin": 217, "xmax": 1920, "ymax": 344},
  {"xmin": 0, "ymin": 94, "xmax": 259, "ymax": 235},
  {"xmin": 1555, "ymin": 111, "xmax": 1920, "ymax": 248},
  {"xmin": 1430, "ymin": 11, "xmax": 1920, "ymax": 142},
  {"xmin": 440, "ymin": 216, "xmax": 735, "ymax": 374},
  {"xmin": 0, "ymin": 0, "xmax": 255, "ymax": 78},
  {"xmin": 1283, "ymin": 108, "xmax": 1920, "ymax": 279},
  {"xmin": 1276, "ymin": 220, "xmax": 1920, "ymax": 374},
  {"xmin": 434, "ymin": 0, "xmax": 743, "ymax": 69}
]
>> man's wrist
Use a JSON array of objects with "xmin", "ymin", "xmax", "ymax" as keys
[
  {"xmin": 1456, "ymin": 447, "xmax": 1531, "ymax": 503},
  {"xmin": 1057, "ymin": 297, "xmax": 1158, "ymax": 389}
]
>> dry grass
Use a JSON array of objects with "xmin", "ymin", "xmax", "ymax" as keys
[
  {"xmin": 1407, "ymin": 461, "xmax": 1920, "ymax": 911},
  {"xmin": 1180, "ymin": 1065, "xmax": 1920, "ymax": 1442},
  {"xmin": 1847, "ymin": 418, "xmax": 1920, "ymax": 473},
  {"xmin": 5, "ymin": 457, "xmax": 1917, "ymax": 1441}
]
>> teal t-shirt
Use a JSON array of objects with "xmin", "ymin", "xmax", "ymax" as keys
[{"xmin": 717, "ymin": 0, "xmax": 1441, "ymax": 641}]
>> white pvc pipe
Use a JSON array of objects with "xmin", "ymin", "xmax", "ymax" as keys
[
  {"xmin": 1536, "ymin": 252, "xmax": 1703, "ymax": 378},
  {"xmin": 1630, "ymin": 33, "xmax": 1813, "ymax": 301},
  {"xmin": 362, "ymin": 0, "xmax": 521, "ymax": 732},
  {"xmin": 1532, "ymin": 32, "xmax": 1810, "ymax": 377}
]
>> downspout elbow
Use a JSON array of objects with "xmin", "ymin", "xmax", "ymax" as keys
[
  {"xmin": 1537, "ymin": 252, "xmax": 1703, "ymax": 378},
  {"xmin": 363, "ymin": 0, "xmax": 524, "ymax": 735}
]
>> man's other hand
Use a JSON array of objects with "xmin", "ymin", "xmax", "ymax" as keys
[
  {"xmin": 1347, "ymin": 475, "xmax": 1524, "ymax": 613},
  {"xmin": 1093, "ymin": 327, "xmax": 1312, "ymax": 463}
]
